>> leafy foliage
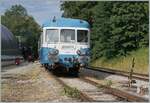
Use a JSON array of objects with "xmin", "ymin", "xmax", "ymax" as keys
[
  {"xmin": 61, "ymin": 1, "xmax": 149, "ymax": 60},
  {"xmin": 1, "ymin": 5, "xmax": 41, "ymax": 58},
  {"xmin": 61, "ymin": 1, "xmax": 98, "ymax": 26},
  {"xmin": 62, "ymin": 86, "xmax": 80, "ymax": 98}
]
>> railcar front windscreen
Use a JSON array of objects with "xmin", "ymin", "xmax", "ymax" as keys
[
  {"xmin": 77, "ymin": 30, "xmax": 88, "ymax": 43},
  {"xmin": 60, "ymin": 29, "xmax": 75, "ymax": 43},
  {"xmin": 46, "ymin": 29, "xmax": 59, "ymax": 43}
]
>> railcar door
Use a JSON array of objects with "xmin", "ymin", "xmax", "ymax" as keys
[{"xmin": 59, "ymin": 29, "xmax": 76, "ymax": 55}]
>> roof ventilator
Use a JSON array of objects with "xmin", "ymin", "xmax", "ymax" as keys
[
  {"xmin": 80, "ymin": 20, "xmax": 83, "ymax": 23},
  {"xmin": 53, "ymin": 16, "xmax": 56, "ymax": 22}
]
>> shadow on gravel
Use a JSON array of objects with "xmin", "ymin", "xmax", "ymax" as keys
[
  {"xmin": 1, "ymin": 62, "xmax": 30, "ymax": 72},
  {"xmin": 44, "ymin": 65, "xmax": 125, "ymax": 80},
  {"xmin": 79, "ymin": 69, "xmax": 113, "ymax": 80},
  {"xmin": 45, "ymin": 66, "xmax": 79, "ymax": 78}
]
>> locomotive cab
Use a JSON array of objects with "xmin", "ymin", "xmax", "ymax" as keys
[{"xmin": 39, "ymin": 18, "xmax": 90, "ymax": 75}]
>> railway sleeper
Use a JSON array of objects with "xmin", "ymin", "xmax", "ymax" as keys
[{"xmin": 81, "ymin": 77, "xmax": 148, "ymax": 102}]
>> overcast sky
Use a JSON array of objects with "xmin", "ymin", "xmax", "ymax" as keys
[{"xmin": 0, "ymin": 0, "xmax": 63, "ymax": 25}]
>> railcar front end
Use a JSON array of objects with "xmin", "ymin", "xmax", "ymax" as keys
[{"xmin": 39, "ymin": 18, "xmax": 90, "ymax": 75}]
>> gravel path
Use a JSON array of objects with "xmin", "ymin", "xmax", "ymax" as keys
[
  {"xmin": 1, "ymin": 62, "xmax": 148, "ymax": 101},
  {"xmin": 1, "ymin": 62, "xmax": 79, "ymax": 102}
]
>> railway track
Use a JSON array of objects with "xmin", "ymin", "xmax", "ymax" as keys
[
  {"xmin": 50, "ymin": 74, "xmax": 93, "ymax": 102},
  {"xmin": 87, "ymin": 66, "xmax": 149, "ymax": 81},
  {"xmin": 80, "ymin": 76, "xmax": 149, "ymax": 102},
  {"xmin": 46, "ymin": 70, "xmax": 149, "ymax": 102},
  {"xmin": 52, "ymin": 75, "xmax": 123, "ymax": 102}
]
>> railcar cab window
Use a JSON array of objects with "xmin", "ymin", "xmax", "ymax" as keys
[
  {"xmin": 60, "ymin": 29, "xmax": 75, "ymax": 43},
  {"xmin": 77, "ymin": 30, "xmax": 88, "ymax": 43},
  {"xmin": 46, "ymin": 29, "xmax": 59, "ymax": 43}
]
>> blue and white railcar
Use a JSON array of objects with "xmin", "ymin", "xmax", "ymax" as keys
[{"xmin": 39, "ymin": 17, "xmax": 90, "ymax": 74}]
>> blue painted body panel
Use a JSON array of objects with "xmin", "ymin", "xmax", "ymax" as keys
[
  {"xmin": 39, "ymin": 47, "xmax": 52, "ymax": 64},
  {"xmin": 39, "ymin": 47, "xmax": 78, "ymax": 68},
  {"xmin": 42, "ymin": 18, "xmax": 90, "ymax": 28},
  {"xmin": 59, "ymin": 54, "xmax": 78, "ymax": 68},
  {"xmin": 39, "ymin": 47, "xmax": 90, "ymax": 68}
]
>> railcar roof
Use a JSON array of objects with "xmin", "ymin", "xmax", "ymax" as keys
[
  {"xmin": 42, "ymin": 18, "xmax": 90, "ymax": 28},
  {"xmin": 1, "ymin": 25, "xmax": 20, "ymax": 55}
]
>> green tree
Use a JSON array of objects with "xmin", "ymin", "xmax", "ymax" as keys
[
  {"xmin": 91, "ymin": 2, "xmax": 115, "ymax": 59},
  {"xmin": 61, "ymin": 1, "xmax": 97, "ymax": 26},
  {"xmin": 61, "ymin": 1, "xmax": 149, "ymax": 60},
  {"xmin": 1, "ymin": 5, "xmax": 41, "ymax": 58},
  {"xmin": 109, "ymin": 2, "xmax": 149, "ymax": 56},
  {"xmin": 92, "ymin": 1, "xmax": 148, "ymax": 59}
]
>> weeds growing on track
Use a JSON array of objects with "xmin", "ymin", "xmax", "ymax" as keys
[
  {"xmin": 105, "ymin": 80, "xmax": 113, "ymax": 87},
  {"xmin": 62, "ymin": 86, "xmax": 80, "ymax": 99}
]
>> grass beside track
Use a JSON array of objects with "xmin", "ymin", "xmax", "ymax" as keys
[
  {"xmin": 62, "ymin": 86, "xmax": 80, "ymax": 99},
  {"xmin": 91, "ymin": 47, "xmax": 148, "ymax": 75}
]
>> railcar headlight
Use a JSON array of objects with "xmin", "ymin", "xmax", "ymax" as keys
[
  {"xmin": 55, "ymin": 49, "xmax": 59, "ymax": 55},
  {"xmin": 49, "ymin": 49, "xmax": 59, "ymax": 55},
  {"xmin": 86, "ymin": 50, "xmax": 90, "ymax": 56},
  {"xmin": 76, "ymin": 50, "xmax": 81, "ymax": 56},
  {"xmin": 77, "ymin": 49, "xmax": 87, "ymax": 56}
]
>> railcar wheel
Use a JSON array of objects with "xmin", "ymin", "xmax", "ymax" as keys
[
  {"xmin": 68, "ymin": 67, "xmax": 79, "ymax": 77},
  {"xmin": 44, "ymin": 64, "xmax": 49, "ymax": 69},
  {"xmin": 47, "ymin": 65, "xmax": 53, "ymax": 71}
]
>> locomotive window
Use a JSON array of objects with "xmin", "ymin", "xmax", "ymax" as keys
[
  {"xmin": 77, "ymin": 30, "xmax": 88, "ymax": 42},
  {"xmin": 60, "ymin": 29, "xmax": 75, "ymax": 43},
  {"xmin": 46, "ymin": 29, "xmax": 59, "ymax": 43}
]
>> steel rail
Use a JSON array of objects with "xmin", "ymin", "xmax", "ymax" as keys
[
  {"xmin": 45, "ymin": 68, "xmax": 148, "ymax": 102},
  {"xmin": 48, "ymin": 72, "xmax": 94, "ymax": 102},
  {"xmin": 80, "ymin": 77, "xmax": 149, "ymax": 102},
  {"xmin": 87, "ymin": 66, "xmax": 149, "ymax": 81},
  {"xmin": 48, "ymin": 72, "xmax": 130, "ymax": 102}
]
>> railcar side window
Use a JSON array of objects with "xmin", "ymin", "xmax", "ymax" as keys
[
  {"xmin": 46, "ymin": 29, "xmax": 59, "ymax": 43},
  {"xmin": 60, "ymin": 29, "xmax": 75, "ymax": 43},
  {"xmin": 77, "ymin": 30, "xmax": 88, "ymax": 43}
]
